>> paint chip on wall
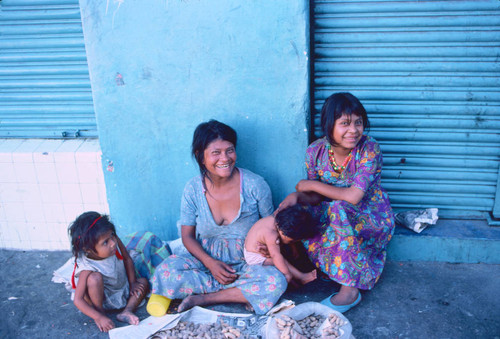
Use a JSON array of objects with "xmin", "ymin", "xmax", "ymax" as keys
[{"xmin": 115, "ymin": 73, "xmax": 125, "ymax": 86}]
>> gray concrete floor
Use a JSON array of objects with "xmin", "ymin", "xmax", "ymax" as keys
[{"xmin": 0, "ymin": 249, "xmax": 499, "ymax": 338}]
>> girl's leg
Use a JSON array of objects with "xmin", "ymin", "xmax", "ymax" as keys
[
  {"xmin": 86, "ymin": 272, "xmax": 115, "ymax": 332},
  {"xmin": 177, "ymin": 287, "xmax": 248, "ymax": 312},
  {"xmin": 86, "ymin": 272, "xmax": 106, "ymax": 313},
  {"xmin": 117, "ymin": 277, "xmax": 149, "ymax": 325},
  {"xmin": 329, "ymin": 284, "xmax": 359, "ymax": 306}
]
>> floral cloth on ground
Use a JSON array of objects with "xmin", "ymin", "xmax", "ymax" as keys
[
  {"xmin": 302, "ymin": 135, "xmax": 395, "ymax": 290},
  {"xmin": 73, "ymin": 251, "xmax": 129, "ymax": 310},
  {"xmin": 151, "ymin": 168, "xmax": 288, "ymax": 314}
]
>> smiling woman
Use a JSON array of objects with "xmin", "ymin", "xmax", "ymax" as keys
[{"xmin": 150, "ymin": 120, "xmax": 287, "ymax": 314}]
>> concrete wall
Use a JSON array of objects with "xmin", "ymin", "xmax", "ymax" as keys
[{"xmin": 79, "ymin": 0, "xmax": 310, "ymax": 240}]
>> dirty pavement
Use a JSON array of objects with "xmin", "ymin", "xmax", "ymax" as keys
[{"xmin": 0, "ymin": 249, "xmax": 498, "ymax": 338}]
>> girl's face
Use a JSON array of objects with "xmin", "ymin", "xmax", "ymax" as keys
[
  {"xmin": 332, "ymin": 113, "xmax": 364, "ymax": 150},
  {"xmin": 203, "ymin": 138, "xmax": 237, "ymax": 180},
  {"xmin": 88, "ymin": 230, "xmax": 117, "ymax": 260}
]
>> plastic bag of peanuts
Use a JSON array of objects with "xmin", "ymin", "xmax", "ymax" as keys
[{"xmin": 264, "ymin": 302, "xmax": 353, "ymax": 339}]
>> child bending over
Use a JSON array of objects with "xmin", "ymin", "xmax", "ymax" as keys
[
  {"xmin": 244, "ymin": 205, "xmax": 320, "ymax": 284},
  {"xmin": 69, "ymin": 212, "xmax": 149, "ymax": 332}
]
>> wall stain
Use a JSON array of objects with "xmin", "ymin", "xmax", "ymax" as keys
[
  {"xmin": 115, "ymin": 72, "xmax": 125, "ymax": 86},
  {"xmin": 107, "ymin": 160, "xmax": 114, "ymax": 172}
]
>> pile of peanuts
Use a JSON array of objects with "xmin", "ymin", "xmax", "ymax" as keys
[
  {"xmin": 149, "ymin": 320, "xmax": 251, "ymax": 339},
  {"xmin": 274, "ymin": 313, "xmax": 345, "ymax": 339}
]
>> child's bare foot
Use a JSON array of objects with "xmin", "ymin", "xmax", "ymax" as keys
[
  {"xmin": 116, "ymin": 310, "xmax": 139, "ymax": 325},
  {"xmin": 178, "ymin": 295, "xmax": 204, "ymax": 312},
  {"xmin": 95, "ymin": 314, "xmax": 115, "ymax": 332},
  {"xmin": 298, "ymin": 269, "xmax": 317, "ymax": 285}
]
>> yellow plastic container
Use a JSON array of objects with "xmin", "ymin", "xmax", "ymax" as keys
[{"xmin": 147, "ymin": 294, "xmax": 171, "ymax": 317}]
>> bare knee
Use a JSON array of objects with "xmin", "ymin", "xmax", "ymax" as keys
[{"xmin": 86, "ymin": 271, "xmax": 104, "ymax": 289}]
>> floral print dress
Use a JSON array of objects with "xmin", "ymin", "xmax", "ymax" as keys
[
  {"xmin": 151, "ymin": 168, "xmax": 287, "ymax": 314},
  {"xmin": 302, "ymin": 135, "xmax": 395, "ymax": 290}
]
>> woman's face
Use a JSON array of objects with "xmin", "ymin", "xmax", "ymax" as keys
[
  {"xmin": 331, "ymin": 113, "xmax": 364, "ymax": 150},
  {"xmin": 203, "ymin": 139, "xmax": 237, "ymax": 179}
]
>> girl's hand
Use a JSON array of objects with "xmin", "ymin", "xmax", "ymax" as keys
[
  {"xmin": 295, "ymin": 179, "xmax": 314, "ymax": 192},
  {"xmin": 130, "ymin": 280, "xmax": 146, "ymax": 298},
  {"xmin": 206, "ymin": 259, "xmax": 238, "ymax": 285},
  {"xmin": 276, "ymin": 192, "xmax": 299, "ymax": 214},
  {"xmin": 95, "ymin": 314, "xmax": 115, "ymax": 332}
]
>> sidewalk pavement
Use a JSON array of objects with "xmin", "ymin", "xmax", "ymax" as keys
[{"xmin": 0, "ymin": 249, "xmax": 499, "ymax": 339}]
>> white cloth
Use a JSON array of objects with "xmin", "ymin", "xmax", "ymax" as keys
[{"xmin": 244, "ymin": 247, "xmax": 266, "ymax": 266}]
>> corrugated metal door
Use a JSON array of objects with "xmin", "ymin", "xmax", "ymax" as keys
[
  {"xmin": 311, "ymin": 0, "xmax": 500, "ymax": 219},
  {"xmin": 0, "ymin": 0, "xmax": 97, "ymax": 138}
]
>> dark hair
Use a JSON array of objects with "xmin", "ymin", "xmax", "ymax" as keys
[
  {"xmin": 320, "ymin": 92, "xmax": 370, "ymax": 146},
  {"xmin": 275, "ymin": 205, "xmax": 320, "ymax": 240},
  {"xmin": 191, "ymin": 119, "xmax": 237, "ymax": 177},
  {"xmin": 68, "ymin": 211, "xmax": 116, "ymax": 258}
]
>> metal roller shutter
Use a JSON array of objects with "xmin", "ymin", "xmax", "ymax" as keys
[
  {"xmin": 311, "ymin": 0, "xmax": 500, "ymax": 219},
  {"xmin": 0, "ymin": 0, "xmax": 97, "ymax": 138}
]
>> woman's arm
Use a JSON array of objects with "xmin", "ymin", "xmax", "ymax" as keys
[
  {"xmin": 296, "ymin": 180, "xmax": 365, "ymax": 205},
  {"xmin": 73, "ymin": 270, "xmax": 115, "ymax": 332},
  {"xmin": 181, "ymin": 225, "xmax": 237, "ymax": 285},
  {"xmin": 276, "ymin": 190, "xmax": 324, "ymax": 213}
]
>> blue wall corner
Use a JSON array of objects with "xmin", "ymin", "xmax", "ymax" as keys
[{"xmin": 79, "ymin": 0, "xmax": 310, "ymax": 239}]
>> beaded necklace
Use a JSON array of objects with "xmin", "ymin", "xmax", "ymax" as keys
[{"xmin": 326, "ymin": 143, "xmax": 352, "ymax": 172}]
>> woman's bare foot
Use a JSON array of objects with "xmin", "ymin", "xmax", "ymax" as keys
[
  {"xmin": 178, "ymin": 295, "xmax": 204, "ymax": 312},
  {"xmin": 116, "ymin": 310, "xmax": 139, "ymax": 325},
  {"xmin": 330, "ymin": 286, "xmax": 359, "ymax": 306},
  {"xmin": 298, "ymin": 269, "xmax": 317, "ymax": 285}
]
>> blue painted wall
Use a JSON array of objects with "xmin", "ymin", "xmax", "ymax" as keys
[{"xmin": 78, "ymin": 0, "xmax": 310, "ymax": 239}]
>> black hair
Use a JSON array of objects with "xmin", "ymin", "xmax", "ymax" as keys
[
  {"xmin": 275, "ymin": 205, "xmax": 320, "ymax": 240},
  {"xmin": 320, "ymin": 92, "xmax": 370, "ymax": 146},
  {"xmin": 191, "ymin": 119, "xmax": 237, "ymax": 178},
  {"xmin": 68, "ymin": 211, "xmax": 116, "ymax": 258}
]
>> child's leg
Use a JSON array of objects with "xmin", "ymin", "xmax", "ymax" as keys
[
  {"xmin": 287, "ymin": 262, "xmax": 317, "ymax": 285},
  {"xmin": 263, "ymin": 258, "xmax": 317, "ymax": 284},
  {"xmin": 85, "ymin": 272, "xmax": 115, "ymax": 332},
  {"xmin": 117, "ymin": 277, "xmax": 149, "ymax": 325},
  {"xmin": 86, "ymin": 272, "xmax": 106, "ymax": 312}
]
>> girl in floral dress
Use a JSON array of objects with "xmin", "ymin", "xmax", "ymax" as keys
[
  {"xmin": 151, "ymin": 120, "xmax": 287, "ymax": 314},
  {"xmin": 279, "ymin": 92, "xmax": 395, "ymax": 313}
]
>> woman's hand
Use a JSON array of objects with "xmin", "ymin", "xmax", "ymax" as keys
[
  {"xmin": 276, "ymin": 192, "xmax": 299, "ymax": 214},
  {"xmin": 206, "ymin": 259, "xmax": 238, "ymax": 285},
  {"xmin": 295, "ymin": 179, "xmax": 315, "ymax": 192}
]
